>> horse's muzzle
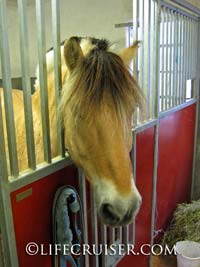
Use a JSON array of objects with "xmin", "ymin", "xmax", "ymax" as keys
[{"xmin": 99, "ymin": 196, "xmax": 142, "ymax": 227}]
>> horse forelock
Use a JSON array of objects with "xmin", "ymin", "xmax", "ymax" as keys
[{"xmin": 59, "ymin": 37, "xmax": 144, "ymax": 128}]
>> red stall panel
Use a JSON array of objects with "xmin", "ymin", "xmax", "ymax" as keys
[
  {"xmin": 156, "ymin": 104, "xmax": 196, "ymax": 234},
  {"xmin": 118, "ymin": 126, "xmax": 155, "ymax": 267},
  {"xmin": 117, "ymin": 104, "xmax": 196, "ymax": 267},
  {"xmin": 11, "ymin": 165, "xmax": 78, "ymax": 267},
  {"xmin": 11, "ymin": 104, "xmax": 196, "ymax": 267}
]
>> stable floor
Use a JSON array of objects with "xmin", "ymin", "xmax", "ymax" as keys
[{"xmin": 152, "ymin": 255, "xmax": 177, "ymax": 267}]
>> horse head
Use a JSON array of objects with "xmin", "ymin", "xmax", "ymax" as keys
[{"xmin": 59, "ymin": 37, "xmax": 144, "ymax": 226}]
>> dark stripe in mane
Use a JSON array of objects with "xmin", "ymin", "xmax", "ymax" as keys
[
  {"xmin": 60, "ymin": 38, "xmax": 144, "ymax": 124},
  {"xmin": 47, "ymin": 37, "xmax": 109, "ymax": 53}
]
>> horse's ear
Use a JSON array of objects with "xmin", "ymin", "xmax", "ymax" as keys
[
  {"xmin": 118, "ymin": 41, "xmax": 140, "ymax": 66},
  {"xmin": 64, "ymin": 37, "xmax": 83, "ymax": 72}
]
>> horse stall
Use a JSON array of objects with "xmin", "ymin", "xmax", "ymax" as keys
[{"xmin": 0, "ymin": 0, "xmax": 199, "ymax": 267}]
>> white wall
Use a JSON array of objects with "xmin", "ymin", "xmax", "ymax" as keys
[{"xmin": 1, "ymin": 0, "xmax": 132, "ymax": 78}]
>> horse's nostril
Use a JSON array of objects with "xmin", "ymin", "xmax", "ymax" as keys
[{"xmin": 101, "ymin": 203, "xmax": 120, "ymax": 224}]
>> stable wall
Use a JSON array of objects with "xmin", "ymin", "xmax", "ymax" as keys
[{"xmin": 2, "ymin": 0, "xmax": 132, "ymax": 78}]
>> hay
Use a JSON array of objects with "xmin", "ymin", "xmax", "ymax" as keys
[{"xmin": 162, "ymin": 200, "xmax": 200, "ymax": 249}]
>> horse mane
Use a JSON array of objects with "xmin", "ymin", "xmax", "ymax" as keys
[{"xmin": 59, "ymin": 38, "xmax": 145, "ymax": 125}]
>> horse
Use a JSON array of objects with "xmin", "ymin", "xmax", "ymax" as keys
[{"xmin": 0, "ymin": 37, "xmax": 145, "ymax": 226}]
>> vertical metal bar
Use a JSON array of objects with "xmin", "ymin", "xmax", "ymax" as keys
[
  {"xmin": 177, "ymin": 14, "xmax": 181, "ymax": 105},
  {"xmin": 139, "ymin": 0, "xmax": 144, "ymax": 90},
  {"xmin": 185, "ymin": 16, "xmax": 188, "ymax": 84},
  {"xmin": 117, "ymin": 227, "xmax": 122, "ymax": 244},
  {"xmin": 101, "ymin": 224, "xmax": 107, "ymax": 267},
  {"xmin": 90, "ymin": 191, "xmax": 99, "ymax": 267},
  {"xmin": 133, "ymin": 0, "xmax": 139, "ymax": 79},
  {"xmin": 165, "ymin": 8, "xmax": 169, "ymax": 110},
  {"xmin": 150, "ymin": 0, "xmax": 161, "ymax": 266},
  {"xmin": 124, "ymin": 225, "xmax": 129, "ymax": 245},
  {"xmin": 35, "ymin": 0, "xmax": 51, "ymax": 163},
  {"xmin": 191, "ymin": 18, "xmax": 200, "ymax": 199},
  {"xmin": 78, "ymin": 169, "xmax": 89, "ymax": 267},
  {"xmin": 51, "ymin": 0, "xmax": 65, "ymax": 157},
  {"xmin": 172, "ymin": 11, "xmax": 178, "ymax": 107},
  {"xmin": 186, "ymin": 17, "xmax": 190, "ymax": 80},
  {"xmin": 0, "ymin": 97, "xmax": 19, "ymax": 266},
  {"xmin": 143, "ymin": 0, "xmax": 150, "ymax": 117},
  {"xmin": 150, "ymin": 0, "xmax": 156, "ymax": 118},
  {"xmin": 175, "ymin": 12, "xmax": 179, "ymax": 106},
  {"xmin": 192, "ymin": 20, "xmax": 196, "ymax": 79},
  {"xmin": 161, "ymin": 8, "xmax": 165, "ymax": 111},
  {"xmin": 169, "ymin": 10, "xmax": 173, "ymax": 108},
  {"xmin": 130, "ymin": 131, "xmax": 137, "ymax": 245},
  {"xmin": 18, "ymin": 0, "xmax": 36, "ymax": 170},
  {"xmin": 110, "ymin": 227, "xmax": 115, "ymax": 244},
  {"xmin": 179, "ymin": 15, "xmax": 183, "ymax": 104},
  {"xmin": 0, "ymin": 0, "xmax": 19, "ymax": 177},
  {"xmin": 182, "ymin": 16, "xmax": 187, "ymax": 103},
  {"xmin": 188, "ymin": 18, "xmax": 192, "ymax": 79}
]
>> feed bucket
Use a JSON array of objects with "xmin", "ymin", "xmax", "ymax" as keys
[{"xmin": 176, "ymin": 241, "xmax": 200, "ymax": 267}]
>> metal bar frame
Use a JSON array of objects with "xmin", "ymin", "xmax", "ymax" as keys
[
  {"xmin": 51, "ymin": 0, "xmax": 65, "ymax": 158},
  {"xmin": 18, "ymin": 0, "xmax": 36, "ymax": 170},
  {"xmin": 0, "ymin": 1, "xmax": 199, "ymax": 267},
  {"xmin": 0, "ymin": 0, "xmax": 19, "ymax": 177},
  {"xmin": 35, "ymin": 0, "xmax": 51, "ymax": 163},
  {"xmin": 149, "ymin": 1, "xmax": 161, "ymax": 267},
  {"xmin": 78, "ymin": 169, "xmax": 89, "ymax": 267},
  {"xmin": 0, "ymin": 98, "xmax": 19, "ymax": 266},
  {"xmin": 191, "ymin": 18, "xmax": 200, "ymax": 199}
]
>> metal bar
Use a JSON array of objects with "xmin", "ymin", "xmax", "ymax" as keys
[
  {"xmin": 35, "ymin": 0, "xmax": 51, "ymax": 163},
  {"xmin": 9, "ymin": 155, "xmax": 72, "ymax": 192},
  {"xmin": 160, "ymin": 8, "xmax": 165, "ymax": 111},
  {"xmin": 191, "ymin": 18, "xmax": 200, "ymax": 199},
  {"xmin": 172, "ymin": 11, "xmax": 178, "ymax": 107},
  {"xmin": 169, "ymin": 9, "xmax": 173, "ymax": 108},
  {"xmin": 110, "ymin": 227, "xmax": 115, "ymax": 244},
  {"xmin": 160, "ymin": 1, "xmax": 200, "ymax": 19},
  {"xmin": 133, "ymin": 119, "xmax": 157, "ymax": 133},
  {"xmin": 130, "ymin": 131, "xmax": 137, "ymax": 245},
  {"xmin": 78, "ymin": 169, "xmax": 89, "ymax": 267},
  {"xmin": 18, "ymin": 0, "xmax": 36, "ymax": 170},
  {"xmin": 175, "ymin": 12, "xmax": 179, "ymax": 106},
  {"xmin": 0, "ymin": 0, "xmax": 19, "ymax": 177},
  {"xmin": 185, "ymin": 17, "xmax": 189, "ymax": 99},
  {"xmin": 117, "ymin": 227, "xmax": 122, "ymax": 244},
  {"xmin": 150, "ymin": 0, "xmax": 156, "ymax": 118},
  {"xmin": 138, "ymin": 0, "xmax": 144, "ymax": 90},
  {"xmin": 192, "ymin": 19, "xmax": 196, "ymax": 79},
  {"xmin": 187, "ymin": 18, "xmax": 191, "ymax": 80},
  {"xmin": 191, "ymin": 99, "xmax": 200, "ymax": 199},
  {"xmin": 90, "ymin": 191, "xmax": 99, "ymax": 267},
  {"xmin": 124, "ymin": 225, "xmax": 129, "ymax": 245},
  {"xmin": 143, "ymin": 0, "xmax": 150, "ymax": 116},
  {"xmin": 179, "ymin": 15, "xmax": 184, "ymax": 104},
  {"xmin": 165, "ymin": 8, "xmax": 169, "ymax": 110},
  {"xmin": 133, "ymin": 0, "xmax": 139, "ymax": 79},
  {"xmin": 0, "ymin": 97, "xmax": 19, "ymax": 266},
  {"xmin": 51, "ymin": 0, "xmax": 65, "ymax": 157},
  {"xmin": 115, "ymin": 22, "xmax": 133, "ymax": 28},
  {"xmin": 188, "ymin": 18, "xmax": 192, "ymax": 79},
  {"xmin": 177, "ymin": 13, "xmax": 182, "ymax": 105},
  {"xmin": 150, "ymin": 1, "xmax": 161, "ymax": 266},
  {"xmin": 182, "ymin": 16, "xmax": 187, "ymax": 103},
  {"xmin": 101, "ymin": 225, "xmax": 107, "ymax": 267}
]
